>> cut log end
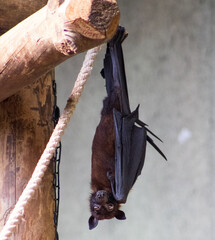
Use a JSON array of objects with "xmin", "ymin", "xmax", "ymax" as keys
[{"xmin": 64, "ymin": 0, "xmax": 120, "ymax": 39}]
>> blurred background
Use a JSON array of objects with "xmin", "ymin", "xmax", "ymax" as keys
[{"xmin": 56, "ymin": 0, "xmax": 215, "ymax": 239}]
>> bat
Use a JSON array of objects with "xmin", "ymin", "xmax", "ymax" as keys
[{"xmin": 88, "ymin": 26, "xmax": 166, "ymax": 230}]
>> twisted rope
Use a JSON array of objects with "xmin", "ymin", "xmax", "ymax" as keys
[{"xmin": 0, "ymin": 45, "xmax": 102, "ymax": 240}]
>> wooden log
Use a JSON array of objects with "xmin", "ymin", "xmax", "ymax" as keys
[
  {"xmin": 0, "ymin": 0, "xmax": 120, "ymax": 102},
  {"xmin": 0, "ymin": 0, "xmax": 47, "ymax": 35},
  {"xmin": 0, "ymin": 71, "xmax": 56, "ymax": 239}
]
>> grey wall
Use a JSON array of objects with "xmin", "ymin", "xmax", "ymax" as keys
[{"xmin": 56, "ymin": 0, "xmax": 215, "ymax": 239}]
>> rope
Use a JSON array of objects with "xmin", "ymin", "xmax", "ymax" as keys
[{"xmin": 0, "ymin": 45, "xmax": 102, "ymax": 240}]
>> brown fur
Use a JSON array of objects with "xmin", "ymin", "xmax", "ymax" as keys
[
  {"xmin": 91, "ymin": 89, "xmax": 120, "ymax": 193},
  {"xmin": 89, "ymin": 88, "xmax": 126, "ymax": 229}
]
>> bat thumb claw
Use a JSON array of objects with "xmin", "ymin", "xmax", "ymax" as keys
[{"xmin": 107, "ymin": 171, "xmax": 113, "ymax": 180}]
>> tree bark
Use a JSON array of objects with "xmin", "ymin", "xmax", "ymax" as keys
[
  {"xmin": 0, "ymin": 0, "xmax": 120, "ymax": 102},
  {"xmin": 0, "ymin": 0, "xmax": 47, "ymax": 35},
  {"xmin": 0, "ymin": 71, "xmax": 56, "ymax": 239}
]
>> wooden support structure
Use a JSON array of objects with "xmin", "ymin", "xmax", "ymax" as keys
[
  {"xmin": 0, "ymin": 72, "xmax": 56, "ymax": 239},
  {"xmin": 0, "ymin": 0, "xmax": 120, "ymax": 102},
  {"xmin": 0, "ymin": 0, "xmax": 119, "ymax": 239}
]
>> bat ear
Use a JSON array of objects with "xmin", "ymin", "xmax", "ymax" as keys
[
  {"xmin": 88, "ymin": 215, "xmax": 98, "ymax": 230},
  {"xmin": 115, "ymin": 210, "xmax": 126, "ymax": 220}
]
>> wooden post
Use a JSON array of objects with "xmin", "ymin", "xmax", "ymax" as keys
[
  {"xmin": 0, "ymin": 71, "xmax": 56, "ymax": 239},
  {"xmin": 0, "ymin": 0, "xmax": 119, "ymax": 239}
]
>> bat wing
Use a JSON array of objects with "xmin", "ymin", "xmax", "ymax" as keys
[
  {"xmin": 108, "ymin": 106, "xmax": 147, "ymax": 203},
  {"xmin": 106, "ymin": 26, "xmax": 166, "ymax": 204}
]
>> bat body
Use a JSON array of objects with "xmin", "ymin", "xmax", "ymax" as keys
[{"xmin": 89, "ymin": 27, "xmax": 166, "ymax": 230}]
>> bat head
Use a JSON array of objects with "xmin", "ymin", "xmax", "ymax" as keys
[{"xmin": 89, "ymin": 190, "xmax": 126, "ymax": 230}]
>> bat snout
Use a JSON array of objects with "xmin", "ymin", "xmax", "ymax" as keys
[{"xmin": 96, "ymin": 190, "xmax": 108, "ymax": 202}]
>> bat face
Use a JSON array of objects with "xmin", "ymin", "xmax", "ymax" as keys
[
  {"xmin": 89, "ymin": 190, "xmax": 126, "ymax": 230},
  {"xmin": 90, "ymin": 190, "xmax": 119, "ymax": 220}
]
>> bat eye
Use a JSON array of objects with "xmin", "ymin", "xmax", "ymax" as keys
[
  {"xmin": 94, "ymin": 204, "xmax": 101, "ymax": 211},
  {"xmin": 107, "ymin": 203, "xmax": 114, "ymax": 212}
]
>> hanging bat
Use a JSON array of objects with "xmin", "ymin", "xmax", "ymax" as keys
[{"xmin": 88, "ymin": 26, "xmax": 166, "ymax": 230}]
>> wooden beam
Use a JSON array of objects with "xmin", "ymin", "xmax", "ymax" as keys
[
  {"xmin": 0, "ymin": 0, "xmax": 47, "ymax": 35},
  {"xmin": 0, "ymin": 0, "xmax": 120, "ymax": 102}
]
